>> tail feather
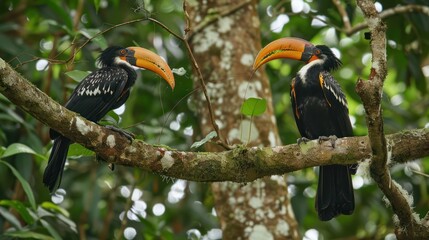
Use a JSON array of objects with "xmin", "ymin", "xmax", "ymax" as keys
[
  {"xmin": 315, "ymin": 164, "xmax": 354, "ymax": 221},
  {"xmin": 43, "ymin": 137, "xmax": 71, "ymax": 192}
]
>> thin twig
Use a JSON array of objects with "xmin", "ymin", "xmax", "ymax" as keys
[
  {"xmin": 147, "ymin": 17, "xmax": 230, "ymax": 149},
  {"xmin": 410, "ymin": 169, "xmax": 429, "ymax": 178},
  {"xmin": 187, "ymin": 0, "xmax": 253, "ymax": 40},
  {"xmin": 332, "ymin": 0, "xmax": 351, "ymax": 31},
  {"xmin": 345, "ymin": 4, "xmax": 429, "ymax": 36},
  {"xmin": 158, "ymin": 86, "xmax": 201, "ymax": 144}
]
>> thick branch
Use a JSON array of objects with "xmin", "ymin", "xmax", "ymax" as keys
[{"xmin": 1, "ymin": 57, "xmax": 429, "ymax": 184}]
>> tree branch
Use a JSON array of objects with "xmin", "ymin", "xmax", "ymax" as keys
[
  {"xmin": 1, "ymin": 57, "xmax": 429, "ymax": 184},
  {"xmin": 332, "ymin": 0, "xmax": 352, "ymax": 31},
  {"xmin": 345, "ymin": 4, "xmax": 429, "ymax": 36},
  {"xmin": 355, "ymin": 0, "xmax": 428, "ymax": 238}
]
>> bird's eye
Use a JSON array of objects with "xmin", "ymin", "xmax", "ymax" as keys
[
  {"xmin": 314, "ymin": 49, "xmax": 321, "ymax": 55},
  {"xmin": 120, "ymin": 49, "xmax": 127, "ymax": 56}
]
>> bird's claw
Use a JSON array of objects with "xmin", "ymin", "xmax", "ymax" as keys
[
  {"xmin": 297, "ymin": 137, "xmax": 311, "ymax": 145},
  {"xmin": 105, "ymin": 125, "xmax": 135, "ymax": 142},
  {"xmin": 318, "ymin": 135, "xmax": 337, "ymax": 148}
]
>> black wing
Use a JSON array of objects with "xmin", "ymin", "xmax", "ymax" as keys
[
  {"xmin": 319, "ymin": 71, "xmax": 353, "ymax": 138},
  {"xmin": 317, "ymin": 72, "xmax": 356, "ymax": 220},
  {"xmin": 290, "ymin": 77, "xmax": 306, "ymax": 137},
  {"xmin": 65, "ymin": 67, "xmax": 130, "ymax": 122}
]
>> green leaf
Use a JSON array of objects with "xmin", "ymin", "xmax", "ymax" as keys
[
  {"xmin": 0, "ymin": 206, "xmax": 22, "ymax": 229},
  {"xmin": 3, "ymin": 231, "xmax": 54, "ymax": 240},
  {"xmin": 191, "ymin": 131, "xmax": 217, "ymax": 149},
  {"xmin": 41, "ymin": 202, "xmax": 70, "ymax": 217},
  {"xmin": 240, "ymin": 97, "xmax": 267, "ymax": 116},
  {"xmin": 38, "ymin": 204, "xmax": 76, "ymax": 233},
  {"xmin": 94, "ymin": 0, "xmax": 101, "ymax": 12},
  {"xmin": 67, "ymin": 143, "xmax": 94, "ymax": 157},
  {"xmin": 0, "ymin": 200, "xmax": 34, "ymax": 225},
  {"xmin": 65, "ymin": 70, "xmax": 90, "ymax": 82},
  {"xmin": 0, "ymin": 160, "xmax": 36, "ymax": 210},
  {"xmin": 0, "ymin": 143, "xmax": 45, "ymax": 160},
  {"xmin": 1, "ymin": 143, "xmax": 36, "ymax": 158},
  {"xmin": 40, "ymin": 219, "xmax": 62, "ymax": 240}
]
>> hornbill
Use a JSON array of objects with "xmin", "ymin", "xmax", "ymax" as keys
[
  {"xmin": 44, "ymin": 46, "xmax": 175, "ymax": 192},
  {"xmin": 253, "ymin": 37, "xmax": 355, "ymax": 221}
]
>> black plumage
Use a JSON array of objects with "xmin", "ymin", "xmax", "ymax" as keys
[
  {"xmin": 44, "ymin": 46, "xmax": 137, "ymax": 192},
  {"xmin": 253, "ymin": 37, "xmax": 356, "ymax": 221},
  {"xmin": 290, "ymin": 45, "xmax": 355, "ymax": 221}
]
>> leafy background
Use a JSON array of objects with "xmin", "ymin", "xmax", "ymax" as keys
[{"xmin": 0, "ymin": 0, "xmax": 428, "ymax": 239}]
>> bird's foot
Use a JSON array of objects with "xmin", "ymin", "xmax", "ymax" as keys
[
  {"xmin": 105, "ymin": 125, "xmax": 135, "ymax": 142},
  {"xmin": 297, "ymin": 137, "xmax": 311, "ymax": 145},
  {"xmin": 318, "ymin": 135, "xmax": 337, "ymax": 148}
]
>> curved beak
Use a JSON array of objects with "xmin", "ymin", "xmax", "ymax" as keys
[
  {"xmin": 123, "ymin": 47, "xmax": 175, "ymax": 89},
  {"xmin": 253, "ymin": 37, "xmax": 318, "ymax": 71}
]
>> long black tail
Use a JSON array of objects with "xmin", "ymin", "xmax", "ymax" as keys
[
  {"xmin": 315, "ymin": 164, "xmax": 354, "ymax": 221},
  {"xmin": 43, "ymin": 136, "xmax": 71, "ymax": 192}
]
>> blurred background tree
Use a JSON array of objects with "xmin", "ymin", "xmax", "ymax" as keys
[{"xmin": 0, "ymin": 0, "xmax": 428, "ymax": 239}]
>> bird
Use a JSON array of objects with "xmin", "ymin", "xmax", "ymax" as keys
[
  {"xmin": 43, "ymin": 46, "xmax": 175, "ymax": 192},
  {"xmin": 253, "ymin": 37, "xmax": 355, "ymax": 221}
]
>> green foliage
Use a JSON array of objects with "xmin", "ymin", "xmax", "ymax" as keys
[
  {"xmin": 0, "ymin": 0, "xmax": 428, "ymax": 239},
  {"xmin": 0, "ymin": 158, "xmax": 75, "ymax": 238},
  {"xmin": 191, "ymin": 131, "xmax": 217, "ymax": 149},
  {"xmin": 240, "ymin": 97, "xmax": 267, "ymax": 117},
  {"xmin": 64, "ymin": 70, "xmax": 90, "ymax": 82}
]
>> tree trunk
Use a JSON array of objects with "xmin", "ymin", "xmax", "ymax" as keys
[{"xmin": 187, "ymin": 1, "xmax": 299, "ymax": 238}]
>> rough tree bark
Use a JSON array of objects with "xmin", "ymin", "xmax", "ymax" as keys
[
  {"xmin": 187, "ymin": 0, "xmax": 299, "ymax": 239},
  {"xmin": 355, "ymin": 0, "xmax": 426, "ymax": 238},
  {"xmin": 1, "ymin": 56, "xmax": 428, "ymax": 181}
]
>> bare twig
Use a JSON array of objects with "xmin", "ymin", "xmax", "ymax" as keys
[
  {"xmin": 183, "ymin": 1, "xmax": 191, "ymax": 35},
  {"xmin": 148, "ymin": 16, "xmax": 230, "ymax": 149},
  {"xmin": 272, "ymin": 3, "xmax": 429, "ymax": 37},
  {"xmin": 187, "ymin": 0, "xmax": 253, "ymax": 40},
  {"xmin": 12, "ymin": 19, "xmax": 148, "ymax": 69},
  {"xmin": 346, "ymin": 4, "xmax": 429, "ymax": 36},
  {"xmin": 332, "ymin": 0, "xmax": 351, "ymax": 31}
]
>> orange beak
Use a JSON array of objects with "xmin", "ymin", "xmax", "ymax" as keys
[
  {"xmin": 253, "ymin": 37, "xmax": 319, "ymax": 71},
  {"xmin": 124, "ymin": 47, "xmax": 175, "ymax": 89}
]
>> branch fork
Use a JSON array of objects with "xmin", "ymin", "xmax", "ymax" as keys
[{"xmin": 355, "ymin": 0, "xmax": 429, "ymax": 238}]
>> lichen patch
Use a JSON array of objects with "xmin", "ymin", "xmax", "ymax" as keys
[
  {"xmin": 240, "ymin": 53, "xmax": 254, "ymax": 66},
  {"xmin": 249, "ymin": 197, "xmax": 263, "ymax": 209},
  {"xmin": 75, "ymin": 117, "xmax": 91, "ymax": 135},
  {"xmin": 106, "ymin": 135, "xmax": 115, "ymax": 148},
  {"xmin": 249, "ymin": 225, "xmax": 274, "ymax": 240},
  {"xmin": 275, "ymin": 220, "xmax": 290, "ymax": 236},
  {"xmin": 218, "ymin": 17, "xmax": 233, "ymax": 33},
  {"xmin": 160, "ymin": 151, "xmax": 174, "ymax": 170}
]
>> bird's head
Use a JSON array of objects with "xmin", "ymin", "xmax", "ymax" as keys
[
  {"xmin": 98, "ymin": 46, "xmax": 175, "ymax": 89},
  {"xmin": 253, "ymin": 37, "xmax": 341, "ymax": 72}
]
